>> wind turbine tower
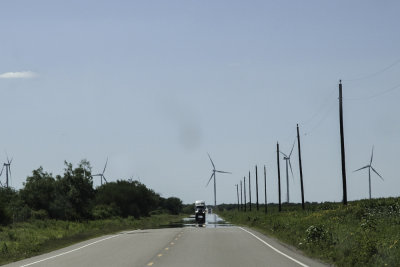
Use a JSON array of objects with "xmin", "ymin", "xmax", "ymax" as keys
[
  {"xmin": 280, "ymin": 142, "xmax": 295, "ymax": 203},
  {"xmin": 0, "ymin": 157, "xmax": 13, "ymax": 188},
  {"xmin": 353, "ymin": 146, "xmax": 383, "ymax": 199},
  {"xmin": 206, "ymin": 153, "xmax": 231, "ymax": 208}
]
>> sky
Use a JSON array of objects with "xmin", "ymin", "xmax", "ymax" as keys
[{"xmin": 0, "ymin": 1, "xmax": 399, "ymax": 205}]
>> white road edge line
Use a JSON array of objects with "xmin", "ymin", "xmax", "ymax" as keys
[
  {"xmin": 238, "ymin": 227, "xmax": 309, "ymax": 267},
  {"xmin": 20, "ymin": 230, "xmax": 138, "ymax": 267}
]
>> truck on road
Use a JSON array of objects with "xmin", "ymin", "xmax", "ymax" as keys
[{"xmin": 194, "ymin": 200, "xmax": 206, "ymax": 224}]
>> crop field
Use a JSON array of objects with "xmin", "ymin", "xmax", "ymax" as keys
[{"xmin": 219, "ymin": 197, "xmax": 400, "ymax": 267}]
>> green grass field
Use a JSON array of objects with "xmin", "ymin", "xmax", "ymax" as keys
[
  {"xmin": 219, "ymin": 197, "xmax": 400, "ymax": 267},
  {"xmin": 0, "ymin": 214, "xmax": 184, "ymax": 265}
]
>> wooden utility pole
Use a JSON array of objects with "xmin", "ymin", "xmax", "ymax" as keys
[
  {"xmin": 264, "ymin": 165, "xmax": 267, "ymax": 214},
  {"xmin": 236, "ymin": 184, "xmax": 239, "ymax": 211},
  {"xmin": 277, "ymin": 142, "xmax": 282, "ymax": 212},
  {"xmin": 339, "ymin": 80, "xmax": 348, "ymax": 205},
  {"xmin": 255, "ymin": 165, "xmax": 259, "ymax": 211},
  {"xmin": 243, "ymin": 176, "xmax": 247, "ymax": 212},
  {"xmin": 297, "ymin": 124, "xmax": 305, "ymax": 210},
  {"xmin": 248, "ymin": 171, "xmax": 252, "ymax": 211},
  {"xmin": 240, "ymin": 181, "xmax": 243, "ymax": 211}
]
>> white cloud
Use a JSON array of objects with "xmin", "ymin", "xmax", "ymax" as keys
[{"xmin": 0, "ymin": 71, "xmax": 37, "ymax": 79}]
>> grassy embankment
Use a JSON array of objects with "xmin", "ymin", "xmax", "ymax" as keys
[
  {"xmin": 0, "ymin": 214, "xmax": 184, "ymax": 265},
  {"xmin": 219, "ymin": 197, "xmax": 400, "ymax": 267}
]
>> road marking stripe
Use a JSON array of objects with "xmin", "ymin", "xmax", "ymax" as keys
[
  {"xmin": 20, "ymin": 230, "xmax": 139, "ymax": 267},
  {"xmin": 170, "ymin": 242, "xmax": 174, "ymax": 245},
  {"xmin": 239, "ymin": 227, "xmax": 309, "ymax": 267},
  {"xmin": 165, "ymin": 247, "xmax": 169, "ymax": 250},
  {"xmin": 147, "ymin": 262, "xmax": 154, "ymax": 266},
  {"xmin": 157, "ymin": 254, "xmax": 163, "ymax": 257}
]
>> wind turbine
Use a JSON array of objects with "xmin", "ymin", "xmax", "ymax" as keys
[
  {"xmin": 280, "ymin": 141, "xmax": 295, "ymax": 203},
  {"xmin": 0, "ymin": 156, "xmax": 13, "ymax": 188},
  {"xmin": 92, "ymin": 158, "xmax": 109, "ymax": 186},
  {"xmin": 353, "ymin": 146, "xmax": 383, "ymax": 199},
  {"xmin": 206, "ymin": 153, "xmax": 231, "ymax": 208}
]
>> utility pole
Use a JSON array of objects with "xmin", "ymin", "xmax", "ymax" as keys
[
  {"xmin": 297, "ymin": 124, "xmax": 305, "ymax": 210},
  {"xmin": 249, "ymin": 171, "xmax": 252, "ymax": 211},
  {"xmin": 255, "ymin": 165, "xmax": 259, "ymax": 211},
  {"xmin": 243, "ymin": 176, "xmax": 247, "ymax": 212},
  {"xmin": 236, "ymin": 184, "xmax": 239, "ymax": 211},
  {"xmin": 264, "ymin": 165, "xmax": 267, "ymax": 214},
  {"xmin": 240, "ymin": 181, "xmax": 243, "ymax": 211},
  {"xmin": 277, "ymin": 142, "xmax": 282, "ymax": 212},
  {"xmin": 339, "ymin": 80, "xmax": 348, "ymax": 205}
]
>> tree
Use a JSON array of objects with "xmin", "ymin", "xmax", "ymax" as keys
[
  {"xmin": 163, "ymin": 197, "xmax": 183, "ymax": 215},
  {"xmin": 20, "ymin": 167, "xmax": 55, "ymax": 214},
  {"xmin": 51, "ymin": 160, "xmax": 95, "ymax": 220}
]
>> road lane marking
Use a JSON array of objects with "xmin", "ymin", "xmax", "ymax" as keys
[
  {"xmin": 157, "ymin": 254, "xmax": 163, "ymax": 257},
  {"xmin": 170, "ymin": 242, "xmax": 174, "ymax": 245},
  {"xmin": 20, "ymin": 234, "xmax": 122, "ymax": 267},
  {"xmin": 165, "ymin": 247, "xmax": 169, "ymax": 250},
  {"xmin": 20, "ymin": 230, "xmax": 141, "ymax": 267},
  {"xmin": 239, "ymin": 227, "xmax": 309, "ymax": 267},
  {"xmin": 147, "ymin": 262, "xmax": 154, "ymax": 266}
]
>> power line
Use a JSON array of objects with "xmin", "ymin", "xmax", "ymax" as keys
[
  {"xmin": 343, "ymin": 82, "xmax": 400, "ymax": 101},
  {"xmin": 342, "ymin": 58, "xmax": 400, "ymax": 82},
  {"xmin": 303, "ymin": 101, "xmax": 337, "ymax": 136},
  {"xmin": 300, "ymin": 86, "xmax": 337, "ymax": 127}
]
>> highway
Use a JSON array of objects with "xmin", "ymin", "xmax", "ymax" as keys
[{"xmin": 6, "ymin": 214, "xmax": 327, "ymax": 267}]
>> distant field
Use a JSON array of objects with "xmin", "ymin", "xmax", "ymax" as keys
[
  {"xmin": 219, "ymin": 197, "xmax": 400, "ymax": 267},
  {"xmin": 0, "ymin": 214, "xmax": 184, "ymax": 265}
]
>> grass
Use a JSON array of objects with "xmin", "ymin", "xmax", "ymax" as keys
[
  {"xmin": 0, "ymin": 214, "xmax": 185, "ymax": 265},
  {"xmin": 219, "ymin": 197, "xmax": 400, "ymax": 267}
]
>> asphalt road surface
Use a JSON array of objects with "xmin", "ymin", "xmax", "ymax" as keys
[{"xmin": 6, "ymin": 214, "xmax": 328, "ymax": 267}]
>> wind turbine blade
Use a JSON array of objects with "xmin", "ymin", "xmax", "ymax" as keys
[
  {"xmin": 8, "ymin": 157, "xmax": 13, "ymax": 165},
  {"xmin": 370, "ymin": 146, "xmax": 374, "ymax": 165},
  {"xmin": 206, "ymin": 172, "xmax": 214, "ymax": 187},
  {"xmin": 371, "ymin": 166, "xmax": 384, "ymax": 181},
  {"xmin": 353, "ymin": 165, "xmax": 369, "ymax": 172},
  {"xmin": 102, "ymin": 175, "xmax": 108, "ymax": 183},
  {"xmin": 102, "ymin": 158, "xmax": 108, "ymax": 175},
  {"xmin": 0, "ymin": 165, "xmax": 4, "ymax": 177},
  {"xmin": 289, "ymin": 141, "xmax": 295, "ymax": 157},
  {"xmin": 288, "ymin": 160, "xmax": 294, "ymax": 181},
  {"xmin": 207, "ymin": 153, "xmax": 215, "ymax": 169},
  {"xmin": 215, "ymin": 170, "xmax": 231, "ymax": 174},
  {"xmin": 279, "ymin": 151, "xmax": 288, "ymax": 158}
]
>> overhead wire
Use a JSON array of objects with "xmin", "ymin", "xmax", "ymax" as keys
[
  {"xmin": 342, "ymin": 58, "xmax": 400, "ymax": 82},
  {"xmin": 300, "ymin": 85, "xmax": 337, "ymax": 127},
  {"xmin": 303, "ymin": 101, "xmax": 337, "ymax": 136},
  {"xmin": 343, "ymin": 82, "xmax": 400, "ymax": 101}
]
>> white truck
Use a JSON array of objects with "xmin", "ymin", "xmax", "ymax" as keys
[{"xmin": 194, "ymin": 200, "xmax": 206, "ymax": 224}]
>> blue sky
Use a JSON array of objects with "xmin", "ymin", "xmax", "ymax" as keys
[{"xmin": 1, "ymin": 1, "xmax": 399, "ymax": 204}]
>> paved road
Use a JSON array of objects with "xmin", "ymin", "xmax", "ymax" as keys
[{"xmin": 6, "ymin": 215, "xmax": 328, "ymax": 267}]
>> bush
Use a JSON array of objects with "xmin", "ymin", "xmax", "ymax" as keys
[{"xmin": 92, "ymin": 204, "xmax": 121, "ymax": 219}]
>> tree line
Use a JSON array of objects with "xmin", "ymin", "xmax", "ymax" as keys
[{"xmin": 0, "ymin": 160, "xmax": 183, "ymax": 225}]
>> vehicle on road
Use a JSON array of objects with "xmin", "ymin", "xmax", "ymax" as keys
[{"xmin": 194, "ymin": 200, "xmax": 206, "ymax": 224}]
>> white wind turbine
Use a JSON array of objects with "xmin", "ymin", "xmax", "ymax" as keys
[
  {"xmin": 206, "ymin": 153, "xmax": 231, "ymax": 207},
  {"xmin": 353, "ymin": 146, "xmax": 383, "ymax": 199},
  {"xmin": 280, "ymin": 141, "xmax": 295, "ymax": 203}
]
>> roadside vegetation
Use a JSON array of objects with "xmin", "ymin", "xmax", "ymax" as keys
[
  {"xmin": 0, "ymin": 160, "xmax": 187, "ymax": 265},
  {"xmin": 218, "ymin": 197, "xmax": 400, "ymax": 267}
]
